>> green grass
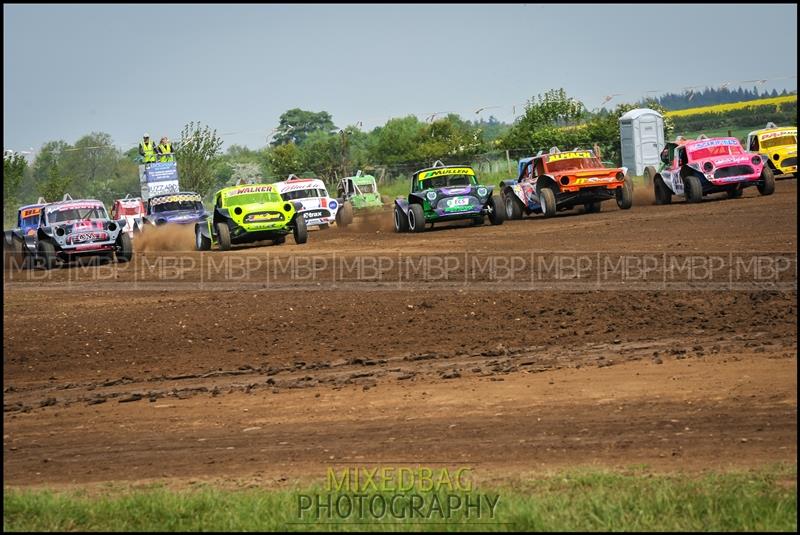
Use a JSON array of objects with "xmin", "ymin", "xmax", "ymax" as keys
[{"xmin": 4, "ymin": 466, "xmax": 796, "ymax": 531}]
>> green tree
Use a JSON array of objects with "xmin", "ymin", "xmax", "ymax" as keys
[
  {"xmin": 301, "ymin": 131, "xmax": 340, "ymax": 180},
  {"xmin": 3, "ymin": 151, "xmax": 28, "ymax": 224},
  {"xmin": 271, "ymin": 108, "xmax": 337, "ymax": 146},
  {"xmin": 60, "ymin": 132, "xmax": 121, "ymax": 200},
  {"xmin": 175, "ymin": 121, "xmax": 224, "ymax": 196},
  {"xmin": 266, "ymin": 142, "xmax": 303, "ymax": 178},
  {"xmin": 4, "ymin": 151, "xmax": 28, "ymax": 204},
  {"xmin": 417, "ymin": 114, "xmax": 484, "ymax": 162},
  {"xmin": 37, "ymin": 161, "xmax": 72, "ymax": 202},
  {"xmin": 368, "ymin": 116, "xmax": 425, "ymax": 165},
  {"xmin": 502, "ymin": 89, "xmax": 586, "ymax": 150}
]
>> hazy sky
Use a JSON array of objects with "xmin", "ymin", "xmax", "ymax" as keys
[{"xmin": 4, "ymin": 3, "xmax": 797, "ymax": 155}]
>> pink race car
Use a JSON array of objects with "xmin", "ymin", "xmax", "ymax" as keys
[{"xmin": 651, "ymin": 136, "xmax": 775, "ymax": 203}]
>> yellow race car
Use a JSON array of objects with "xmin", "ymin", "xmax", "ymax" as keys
[{"xmin": 746, "ymin": 123, "xmax": 797, "ymax": 178}]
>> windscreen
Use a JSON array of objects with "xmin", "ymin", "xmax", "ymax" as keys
[
  {"xmin": 226, "ymin": 191, "xmax": 282, "ymax": 206},
  {"xmin": 417, "ymin": 167, "xmax": 477, "ymax": 190},
  {"xmin": 687, "ymin": 140, "xmax": 744, "ymax": 160},
  {"xmin": 153, "ymin": 200, "xmax": 203, "ymax": 213},
  {"xmin": 760, "ymin": 133, "xmax": 797, "ymax": 150},
  {"xmin": 544, "ymin": 151, "xmax": 602, "ymax": 173},
  {"xmin": 47, "ymin": 204, "xmax": 108, "ymax": 224},
  {"xmin": 281, "ymin": 188, "xmax": 328, "ymax": 201}
]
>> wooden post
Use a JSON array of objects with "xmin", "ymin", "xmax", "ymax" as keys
[{"xmin": 506, "ymin": 150, "xmax": 512, "ymax": 174}]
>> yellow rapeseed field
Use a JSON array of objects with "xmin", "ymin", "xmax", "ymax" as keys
[{"xmin": 665, "ymin": 95, "xmax": 797, "ymax": 117}]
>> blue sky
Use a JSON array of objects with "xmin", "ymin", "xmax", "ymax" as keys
[{"xmin": 4, "ymin": 4, "xmax": 797, "ymax": 155}]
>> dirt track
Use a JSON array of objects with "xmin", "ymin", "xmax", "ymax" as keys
[{"xmin": 3, "ymin": 182, "xmax": 797, "ymax": 488}]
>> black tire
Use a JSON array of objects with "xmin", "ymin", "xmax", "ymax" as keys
[
  {"xmin": 293, "ymin": 216, "xmax": 308, "ymax": 244},
  {"xmin": 539, "ymin": 187, "xmax": 557, "ymax": 218},
  {"xmin": 616, "ymin": 176, "xmax": 634, "ymax": 210},
  {"xmin": 757, "ymin": 166, "xmax": 775, "ymax": 196},
  {"xmin": 583, "ymin": 201, "xmax": 602, "ymax": 213},
  {"xmin": 643, "ymin": 166, "xmax": 657, "ymax": 186},
  {"xmin": 273, "ymin": 235, "xmax": 286, "ymax": 245},
  {"xmin": 215, "ymin": 222, "xmax": 231, "ymax": 251},
  {"xmin": 683, "ymin": 174, "xmax": 703, "ymax": 203},
  {"xmin": 504, "ymin": 192, "xmax": 523, "ymax": 220},
  {"xmin": 726, "ymin": 186, "xmax": 743, "ymax": 199},
  {"xmin": 37, "ymin": 239, "xmax": 57, "ymax": 270},
  {"xmin": 654, "ymin": 175, "xmax": 672, "ymax": 205},
  {"xmin": 336, "ymin": 201, "xmax": 354, "ymax": 227},
  {"xmin": 116, "ymin": 232, "xmax": 133, "ymax": 263},
  {"xmin": 195, "ymin": 225, "xmax": 211, "ymax": 251},
  {"xmin": 394, "ymin": 205, "xmax": 409, "ymax": 233},
  {"xmin": 487, "ymin": 195, "xmax": 504, "ymax": 225},
  {"xmin": 408, "ymin": 203, "xmax": 426, "ymax": 233}
]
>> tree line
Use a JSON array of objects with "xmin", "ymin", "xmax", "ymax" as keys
[{"xmin": 5, "ymin": 85, "xmax": 796, "ymax": 225}]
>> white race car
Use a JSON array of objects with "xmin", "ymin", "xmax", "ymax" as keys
[
  {"xmin": 110, "ymin": 195, "xmax": 146, "ymax": 237},
  {"xmin": 273, "ymin": 175, "xmax": 353, "ymax": 228}
]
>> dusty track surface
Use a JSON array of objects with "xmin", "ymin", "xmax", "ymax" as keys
[{"xmin": 3, "ymin": 181, "xmax": 797, "ymax": 488}]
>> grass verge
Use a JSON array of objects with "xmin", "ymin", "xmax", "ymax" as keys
[{"xmin": 3, "ymin": 466, "xmax": 796, "ymax": 531}]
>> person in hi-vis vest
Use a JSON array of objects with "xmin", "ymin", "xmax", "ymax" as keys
[
  {"xmin": 139, "ymin": 133, "xmax": 157, "ymax": 164},
  {"xmin": 157, "ymin": 137, "xmax": 174, "ymax": 162}
]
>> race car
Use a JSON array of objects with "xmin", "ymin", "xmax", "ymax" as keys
[
  {"xmin": 3, "ymin": 198, "xmax": 48, "ymax": 268},
  {"xmin": 500, "ymin": 148, "xmax": 633, "ymax": 219},
  {"xmin": 745, "ymin": 123, "xmax": 797, "ymax": 178},
  {"xmin": 111, "ymin": 194, "xmax": 146, "ymax": 237},
  {"xmin": 195, "ymin": 183, "xmax": 307, "ymax": 250},
  {"xmin": 337, "ymin": 171, "xmax": 384, "ymax": 214},
  {"xmin": 273, "ymin": 175, "xmax": 352, "ymax": 229},
  {"xmin": 393, "ymin": 161, "xmax": 503, "ymax": 233},
  {"xmin": 648, "ymin": 135, "xmax": 774, "ymax": 204},
  {"xmin": 144, "ymin": 191, "xmax": 208, "ymax": 226},
  {"xmin": 4, "ymin": 194, "xmax": 132, "ymax": 270}
]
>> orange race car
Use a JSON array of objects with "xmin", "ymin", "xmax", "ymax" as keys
[{"xmin": 500, "ymin": 148, "xmax": 633, "ymax": 218}]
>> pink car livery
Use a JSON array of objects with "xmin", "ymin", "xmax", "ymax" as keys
[{"xmin": 653, "ymin": 136, "xmax": 775, "ymax": 204}]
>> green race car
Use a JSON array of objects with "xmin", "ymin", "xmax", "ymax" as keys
[
  {"xmin": 337, "ymin": 171, "xmax": 384, "ymax": 213},
  {"xmin": 394, "ymin": 162, "xmax": 504, "ymax": 232},
  {"xmin": 195, "ymin": 184, "xmax": 307, "ymax": 250}
]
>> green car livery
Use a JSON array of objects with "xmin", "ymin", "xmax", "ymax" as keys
[{"xmin": 195, "ymin": 184, "xmax": 307, "ymax": 250}]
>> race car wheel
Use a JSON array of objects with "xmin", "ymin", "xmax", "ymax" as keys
[
  {"xmin": 683, "ymin": 174, "xmax": 703, "ymax": 203},
  {"xmin": 539, "ymin": 187, "xmax": 557, "ymax": 218},
  {"xmin": 293, "ymin": 216, "xmax": 308, "ymax": 244},
  {"xmin": 394, "ymin": 206, "xmax": 409, "ymax": 233},
  {"xmin": 408, "ymin": 204, "xmax": 426, "ymax": 233},
  {"xmin": 215, "ymin": 222, "xmax": 231, "ymax": 251},
  {"xmin": 504, "ymin": 193, "xmax": 523, "ymax": 220},
  {"xmin": 654, "ymin": 175, "xmax": 672, "ymax": 205},
  {"xmin": 616, "ymin": 176, "xmax": 634, "ymax": 210},
  {"xmin": 273, "ymin": 235, "xmax": 286, "ymax": 245},
  {"xmin": 488, "ymin": 195, "xmax": 504, "ymax": 225},
  {"xmin": 116, "ymin": 232, "xmax": 133, "ymax": 263},
  {"xmin": 726, "ymin": 186, "xmax": 743, "ymax": 199},
  {"xmin": 37, "ymin": 239, "xmax": 57, "ymax": 270},
  {"xmin": 643, "ymin": 166, "xmax": 657, "ymax": 186},
  {"xmin": 336, "ymin": 201, "xmax": 354, "ymax": 227},
  {"xmin": 195, "ymin": 226, "xmax": 211, "ymax": 251},
  {"xmin": 757, "ymin": 166, "xmax": 775, "ymax": 196}
]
